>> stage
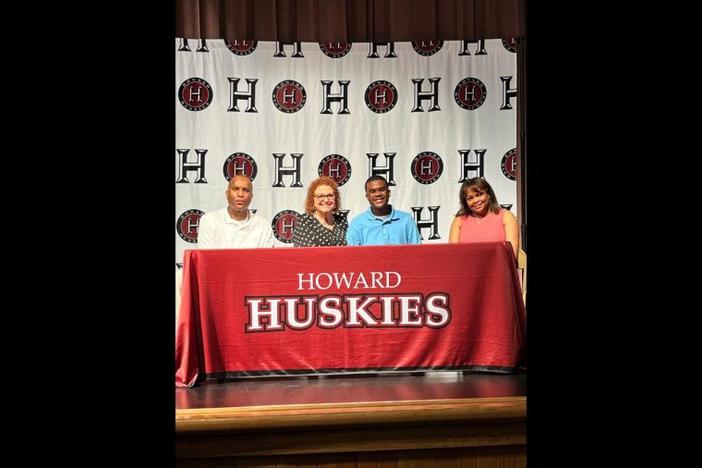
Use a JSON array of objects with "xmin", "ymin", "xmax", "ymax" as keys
[{"xmin": 176, "ymin": 371, "xmax": 526, "ymax": 466}]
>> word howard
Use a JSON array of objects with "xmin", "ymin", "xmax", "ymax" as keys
[
  {"xmin": 245, "ymin": 293, "xmax": 451, "ymax": 332},
  {"xmin": 297, "ymin": 271, "xmax": 402, "ymax": 290}
]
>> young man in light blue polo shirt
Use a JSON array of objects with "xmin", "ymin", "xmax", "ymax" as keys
[{"xmin": 346, "ymin": 176, "xmax": 422, "ymax": 245}]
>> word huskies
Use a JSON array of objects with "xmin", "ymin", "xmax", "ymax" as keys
[{"xmin": 245, "ymin": 293, "xmax": 450, "ymax": 332}]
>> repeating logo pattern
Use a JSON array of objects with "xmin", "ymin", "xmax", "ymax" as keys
[
  {"xmin": 365, "ymin": 80, "xmax": 398, "ymax": 113},
  {"xmin": 410, "ymin": 152, "xmax": 444, "ymax": 184},
  {"xmin": 319, "ymin": 42, "xmax": 352, "ymax": 58},
  {"xmin": 175, "ymin": 39, "xmax": 518, "ymax": 256},
  {"xmin": 454, "ymin": 77, "xmax": 487, "ymax": 110},
  {"xmin": 318, "ymin": 154, "xmax": 352, "ymax": 186},
  {"xmin": 223, "ymin": 152, "xmax": 258, "ymax": 181},
  {"xmin": 178, "ymin": 77, "xmax": 213, "ymax": 111},
  {"xmin": 272, "ymin": 80, "xmax": 307, "ymax": 113},
  {"xmin": 176, "ymin": 76, "xmax": 502, "ymax": 113},
  {"xmin": 272, "ymin": 210, "xmax": 300, "ymax": 243},
  {"xmin": 226, "ymin": 39, "xmax": 258, "ymax": 55},
  {"xmin": 177, "ymin": 209, "xmax": 205, "ymax": 243}
]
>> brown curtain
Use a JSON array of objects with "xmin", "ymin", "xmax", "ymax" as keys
[{"xmin": 175, "ymin": 0, "xmax": 526, "ymax": 42}]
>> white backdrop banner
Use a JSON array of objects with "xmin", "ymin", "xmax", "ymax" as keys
[{"xmin": 175, "ymin": 39, "xmax": 517, "ymax": 264}]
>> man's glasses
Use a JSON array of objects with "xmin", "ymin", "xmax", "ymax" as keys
[{"xmin": 315, "ymin": 194, "xmax": 336, "ymax": 200}]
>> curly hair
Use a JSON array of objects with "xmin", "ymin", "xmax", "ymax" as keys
[
  {"xmin": 457, "ymin": 177, "xmax": 501, "ymax": 217},
  {"xmin": 304, "ymin": 176, "xmax": 342, "ymax": 214}
]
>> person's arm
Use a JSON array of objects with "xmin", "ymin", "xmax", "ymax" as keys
[
  {"xmin": 503, "ymin": 210, "xmax": 520, "ymax": 258},
  {"xmin": 196, "ymin": 213, "xmax": 216, "ymax": 249},
  {"xmin": 448, "ymin": 216, "xmax": 461, "ymax": 242}
]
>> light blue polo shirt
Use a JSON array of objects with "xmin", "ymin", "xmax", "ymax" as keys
[{"xmin": 346, "ymin": 205, "xmax": 422, "ymax": 245}]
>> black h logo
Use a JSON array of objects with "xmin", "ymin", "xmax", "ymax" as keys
[
  {"xmin": 500, "ymin": 76, "xmax": 517, "ymax": 110},
  {"xmin": 368, "ymin": 42, "xmax": 397, "ymax": 58},
  {"xmin": 411, "ymin": 78, "xmax": 441, "ymax": 112},
  {"xmin": 457, "ymin": 149, "xmax": 487, "ymax": 182},
  {"xmin": 175, "ymin": 149, "xmax": 208, "ymax": 183},
  {"xmin": 458, "ymin": 40, "xmax": 487, "ymax": 56},
  {"xmin": 272, "ymin": 153, "xmax": 304, "ymax": 187},
  {"xmin": 274, "ymin": 41, "xmax": 304, "ymax": 57},
  {"xmin": 412, "ymin": 206, "xmax": 441, "ymax": 240},
  {"xmin": 177, "ymin": 38, "xmax": 209, "ymax": 52},
  {"xmin": 227, "ymin": 78, "xmax": 258, "ymax": 112},
  {"xmin": 367, "ymin": 153, "xmax": 396, "ymax": 186},
  {"xmin": 320, "ymin": 80, "xmax": 351, "ymax": 114}
]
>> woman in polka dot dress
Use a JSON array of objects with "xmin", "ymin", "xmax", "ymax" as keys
[{"xmin": 292, "ymin": 176, "xmax": 348, "ymax": 247}]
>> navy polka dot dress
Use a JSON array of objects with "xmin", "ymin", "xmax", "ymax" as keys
[{"xmin": 292, "ymin": 212, "xmax": 348, "ymax": 247}]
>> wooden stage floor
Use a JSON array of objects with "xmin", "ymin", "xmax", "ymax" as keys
[
  {"xmin": 176, "ymin": 371, "xmax": 526, "ymax": 409},
  {"xmin": 176, "ymin": 371, "xmax": 527, "ymax": 465}
]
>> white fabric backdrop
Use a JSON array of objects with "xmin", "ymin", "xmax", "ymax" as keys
[{"xmin": 175, "ymin": 39, "xmax": 517, "ymax": 265}]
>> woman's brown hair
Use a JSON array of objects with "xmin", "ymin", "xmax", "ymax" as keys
[{"xmin": 304, "ymin": 176, "xmax": 342, "ymax": 214}]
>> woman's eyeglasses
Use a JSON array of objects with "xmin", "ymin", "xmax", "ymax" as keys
[{"xmin": 315, "ymin": 194, "xmax": 336, "ymax": 200}]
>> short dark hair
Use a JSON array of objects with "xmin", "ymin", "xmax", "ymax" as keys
[{"xmin": 364, "ymin": 175, "xmax": 388, "ymax": 192}]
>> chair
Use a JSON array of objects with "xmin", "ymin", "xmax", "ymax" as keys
[{"xmin": 517, "ymin": 248, "xmax": 527, "ymax": 306}]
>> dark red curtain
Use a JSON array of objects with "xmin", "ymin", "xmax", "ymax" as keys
[{"xmin": 175, "ymin": 0, "xmax": 526, "ymax": 42}]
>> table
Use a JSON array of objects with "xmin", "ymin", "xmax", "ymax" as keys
[{"xmin": 176, "ymin": 242, "xmax": 526, "ymax": 387}]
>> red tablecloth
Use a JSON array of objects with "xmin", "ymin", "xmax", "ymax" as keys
[{"xmin": 176, "ymin": 242, "xmax": 526, "ymax": 387}]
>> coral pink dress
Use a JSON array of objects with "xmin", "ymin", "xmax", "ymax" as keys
[{"xmin": 458, "ymin": 209, "xmax": 506, "ymax": 243}]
